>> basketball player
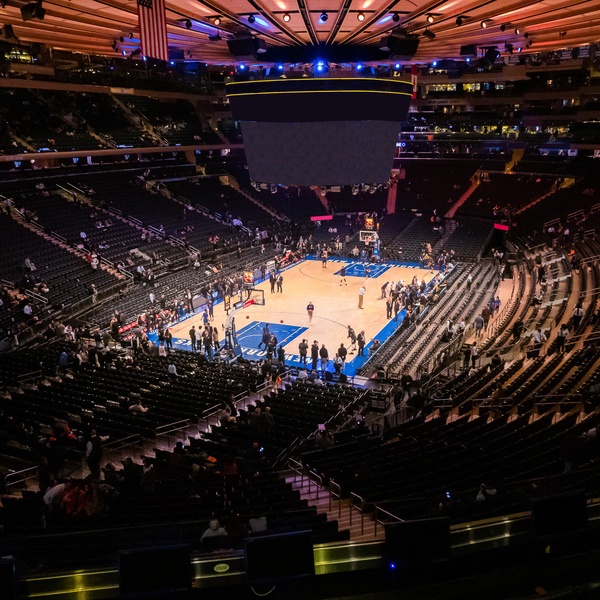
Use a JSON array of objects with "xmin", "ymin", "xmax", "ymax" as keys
[
  {"xmin": 307, "ymin": 301, "xmax": 314, "ymax": 323},
  {"xmin": 339, "ymin": 266, "xmax": 347, "ymax": 286},
  {"xmin": 322, "ymin": 249, "xmax": 328, "ymax": 268},
  {"xmin": 365, "ymin": 264, "xmax": 371, "ymax": 280}
]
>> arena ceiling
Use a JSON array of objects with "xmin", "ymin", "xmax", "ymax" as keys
[{"xmin": 0, "ymin": 0, "xmax": 599, "ymax": 65}]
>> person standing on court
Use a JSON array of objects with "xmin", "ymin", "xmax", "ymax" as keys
[
  {"xmin": 394, "ymin": 298, "xmax": 401, "ymax": 321},
  {"xmin": 299, "ymin": 339, "xmax": 308, "ymax": 365},
  {"xmin": 319, "ymin": 344, "xmax": 329, "ymax": 370},
  {"xmin": 322, "ymin": 249, "xmax": 328, "ymax": 268},
  {"xmin": 307, "ymin": 301, "xmax": 314, "ymax": 323},
  {"xmin": 277, "ymin": 344, "xmax": 286, "ymax": 367},
  {"xmin": 386, "ymin": 297, "xmax": 393, "ymax": 319},
  {"xmin": 258, "ymin": 323, "xmax": 270, "ymax": 349},
  {"xmin": 189, "ymin": 325, "xmax": 197, "ymax": 352},
  {"xmin": 277, "ymin": 274, "xmax": 283, "ymax": 293},
  {"xmin": 270, "ymin": 271, "xmax": 276, "ymax": 294},
  {"xmin": 358, "ymin": 285, "xmax": 366, "ymax": 309},
  {"xmin": 347, "ymin": 326, "xmax": 357, "ymax": 354},
  {"xmin": 338, "ymin": 343, "xmax": 347, "ymax": 370},
  {"xmin": 311, "ymin": 340, "xmax": 319, "ymax": 372},
  {"xmin": 357, "ymin": 331, "xmax": 366, "ymax": 356},
  {"xmin": 340, "ymin": 266, "xmax": 347, "ymax": 286}
]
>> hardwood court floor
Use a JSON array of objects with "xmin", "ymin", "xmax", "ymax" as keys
[{"xmin": 169, "ymin": 258, "xmax": 436, "ymax": 359}]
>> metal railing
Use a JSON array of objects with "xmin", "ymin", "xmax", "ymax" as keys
[
  {"xmin": 349, "ymin": 491, "xmax": 366, "ymax": 534},
  {"xmin": 25, "ymin": 289, "xmax": 48, "ymax": 304},
  {"xmin": 373, "ymin": 505, "xmax": 404, "ymax": 536},
  {"xmin": 6, "ymin": 466, "xmax": 39, "ymax": 490}
]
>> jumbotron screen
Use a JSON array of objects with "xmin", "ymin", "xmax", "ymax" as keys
[{"xmin": 226, "ymin": 77, "xmax": 413, "ymax": 186}]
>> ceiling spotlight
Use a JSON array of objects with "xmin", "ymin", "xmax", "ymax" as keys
[
  {"xmin": 500, "ymin": 23, "xmax": 506, "ymax": 32},
  {"xmin": 392, "ymin": 13, "xmax": 400, "ymax": 22},
  {"xmin": 481, "ymin": 20, "xmax": 488, "ymax": 28},
  {"xmin": 423, "ymin": 29, "xmax": 435, "ymax": 40},
  {"xmin": 185, "ymin": 20, "xmax": 192, "ymax": 28},
  {"xmin": 524, "ymin": 32, "xmax": 529, "ymax": 38},
  {"xmin": 248, "ymin": 15, "xmax": 255, "ymax": 23},
  {"xmin": 427, "ymin": 15, "xmax": 434, "ymax": 24},
  {"xmin": 283, "ymin": 13, "xmax": 291, "ymax": 22},
  {"xmin": 394, "ymin": 62, "xmax": 401, "ymax": 69},
  {"xmin": 456, "ymin": 16, "xmax": 463, "ymax": 26},
  {"xmin": 213, "ymin": 17, "xmax": 221, "ymax": 25},
  {"xmin": 559, "ymin": 31, "xmax": 567, "ymax": 37},
  {"xmin": 514, "ymin": 28, "xmax": 520, "ymax": 35},
  {"xmin": 129, "ymin": 32, "xmax": 133, "ymax": 39},
  {"xmin": 517, "ymin": 46, "xmax": 522, "ymax": 52},
  {"xmin": 357, "ymin": 12, "xmax": 365, "ymax": 21},
  {"xmin": 320, "ymin": 12, "xmax": 328, "ymax": 22},
  {"xmin": 526, "ymin": 42, "xmax": 531, "ymax": 48},
  {"xmin": 120, "ymin": 36, "xmax": 124, "ymax": 42}
]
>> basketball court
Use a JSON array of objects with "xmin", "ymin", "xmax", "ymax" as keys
[{"xmin": 149, "ymin": 256, "xmax": 437, "ymax": 376}]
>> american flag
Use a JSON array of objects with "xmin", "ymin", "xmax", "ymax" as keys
[{"xmin": 137, "ymin": 0, "xmax": 169, "ymax": 62}]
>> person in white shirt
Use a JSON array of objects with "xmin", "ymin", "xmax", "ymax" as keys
[
  {"xmin": 168, "ymin": 363, "xmax": 178, "ymax": 376},
  {"xmin": 358, "ymin": 285, "xmax": 366, "ymax": 309},
  {"xmin": 531, "ymin": 325, "xmax": 547, "ymax": 357},
  {"xmin": 23, "ymin": 303, "xmax": 32, "ymax": 316},
  {"xmin": 532, "ymin": 326, "xmax": 547, "ymax": 345}
]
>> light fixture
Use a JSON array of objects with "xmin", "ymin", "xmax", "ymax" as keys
[
  {"xmin": 283, "ymin": 13, "xmax": 291, "ymax": 22},
  {"xmin": 185, "ymin": 20, "xmax": 192, "ymax": 29},
  {"xmin": 432, "ymin": 60, "xmax": 437, "ymax": 67},
  {"xmin": 357, "ymin": 12, "xmax": 365, "ymax": 21},
  {"xmin": 517, "ymin": 46, "xmax": 522, "ymax": 52},
  {"xmin": 209, "ymin": 32, "xmax": 221, "ymax": 41},
  {"xmin": 213, "ymin": 17, "xmax": 221, "ymax": 25},
  {"xmin": 356, "ymin": 63, "xmax": 363, "ymax": 70},
  {"xmin": 394, "ymin": 62, "xmax": 400, "ymax": 69},
  {"xmin": 427, "ymin": 15, "xmax": 434, "ymax": 24},
  {"xmin": 514, "ymin": 28, "xmax": 520, "ymax": 35},
  {"xmin": 248, "ymin": 15, "xmax": 255, "ymax": 23},
  {"xmin": 481, "ymin": 20, "xmax": 488, "ymax": 28},
  {"xmin": 423, "ymin": 29, "xmax": 435, "ymax": 40},
  {"xmin": 524, "ymin": 32, "xmax": 529, "ymax": 38},
  {"xmin": 392, "ymin": 13, "xmax": 400, "ymax": 22},
  {"xmin": 120, "ymin": 36, "xmax": 124, "ymax": 42},
  {"xmin": 277, "ymin": 63, "xmax": 284, "ymax": 70},
  {"xmin": 320, "ymin": 12, "xmax": 328, "ymax": 22},
  {"xmin": 456, "ymin": 16, "xmax": 463, "ymax": 26},
  {"xmin": 239, "ymin": 64, "xmax": 246, "ymax": 70},
  {"xmin": 500, "ymin": 23, "xmax": 506, "ymax": 32}
]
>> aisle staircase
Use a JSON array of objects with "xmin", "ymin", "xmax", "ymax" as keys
[
  {"xmin": 445, "ymin": 179, "xmax": 480, "ymax": 219},
  {"xmin": 283, "ymin": 469, "xmax": 385, "ymax": 542}
]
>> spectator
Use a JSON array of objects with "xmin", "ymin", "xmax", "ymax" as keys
[{"xmin": 556, "ymin": 323, "xmax": 569, "ymax": 352}]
